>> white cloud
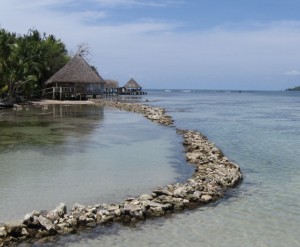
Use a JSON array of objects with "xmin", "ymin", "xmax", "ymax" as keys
[
  {"xmin": 69, "ymin": 10, "xmax": 107, "ymax": 21},
  {"xmin": 285, "ymin": 70, "xmax": 300, "ymax": 76},
  {"xmin": 1, "ymin": 0, "xmax": 300, "ymax": 89},
  {"xmin": 92, "ymin": 0, "xmax": 183, "ymax": 7}
]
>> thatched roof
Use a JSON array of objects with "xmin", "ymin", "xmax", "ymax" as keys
[
  {"xmin": 104, "ymin": 79, "xmax": 119, "ymax": 89},
  {"xmin": 45, "ymin": 55, "xmax": 105, "ymax": 85},
  {"xmin": 124, "ymin": 78, "xmax": 142, "ymax": 89}
]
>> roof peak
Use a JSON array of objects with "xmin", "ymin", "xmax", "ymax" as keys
[{"xmin": 46, "ymin": 55, "xmax": 104, "ymax": 85}]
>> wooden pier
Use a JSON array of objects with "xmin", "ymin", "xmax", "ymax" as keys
[{"xmin": 42, "ymin": 86, "xmax": 147, "ymax": 100}]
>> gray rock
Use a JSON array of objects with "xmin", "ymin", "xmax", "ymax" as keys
[
  {"xmin": 145, "ymin": 201, "xmax": 163, "ymax": 208},
  {"xmin": 57, "ymin": 226, "xmax": 76, "ymax": 235},
  {"xmin": 95, "ymin": 213, "xmax": 102, "ymax": 224},
  {"xmin": 114, "ymin": 208, "xmax": 122, "ymax": 216},
  {"xmin": 4, "ymin": 221, "xmax": 26, "ymax": 237},
  {"xmin": 0, "ymin": 227, "xmax": 7, "ymax": 238},
  {"xmin": 145, "ymin": 201, "xmax": 171, "ymax": 210},
  {"xmin": 200, "ymin": 194, "xmax": 212, "ymax": 202},
  {"xmin": 148, "ymin": 206, "xmax": 165, "ymax": 217},
  {"xmin": 173, "ymin": 199, "xmax": 185, "ymax": 210},
  {"xmin": 24, "ymin": 212, "xmax": 34, "ymax": 222},
  {"xmin": 37, "ymin": 216, "xmax": 56, "ymax": 232},
  {"xmin": 186, "ymin": 152, "xmax": 200, "ymax": 163},
  {"xmin": 193, "ymin": 190, "xmax": 202, "ymax": 199},
  {"xmin": 99, "ymin": 215, "xmax": 114, "ymax": 224},
  {"xmin": 78, "ymin": 215, "xmax": 87, "ymax": 224},
  {"xmin": 174, "ymin": 187, "xmax": 186, "ymax": 197},
  {"xmin": 130, "ymin": 210, "xmax": 144, "ymax": 218},
  {"xmin": 85, "ymin": 217, "xmax": 95, "ymax": 223},
  {"xmin": 107, "ymin": 205, "xmax": 119, "ymax": 211},
  {"xmin": 98, "ymin": 209, "xmax": 109, "ymax": 216},
  {"xmin": 66, "ymin": 218, "xmax": 77, "ymax": 228},
  {"xmin": 124, "ymin": 204, "xmax": 141, "ymax": 212},
  {"xmin": 131, "ymin": 200, "xmax": 141, "ymax": 205},
  {"xmin": 72, "ymin": 203, "xmax": 86, "ymax": 214},
  {"xmin": 21, "ymin": 228, "xmax": 29, "ymax": 237},
  {"xmin": 153, "ymin": 188, "xmax": 173, "ymax": 196},
  {"xmin": 47, "ymin": 203, "xmax": 67, "ymax": 220}
]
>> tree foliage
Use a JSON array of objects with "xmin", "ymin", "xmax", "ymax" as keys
[
  {"xmin": 286, "ymin": 86, "xmax": 300, "ymax": 91},
  {"xmin": 0, "ymin": 28, "xmax": 70, "ymax": 102}
]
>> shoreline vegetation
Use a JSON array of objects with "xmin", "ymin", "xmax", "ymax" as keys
[
  {"xmin": 285, "ymin": 85, "xmax": 300, "ymax": 91},
  {"xmin": 0, "ymin": 99, "xmax": 242, "ymax": 246}
]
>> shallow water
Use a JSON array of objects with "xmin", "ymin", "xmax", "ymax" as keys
[
  {"xmin": 3, "ymin": 90, "xmax": 300, "ymax": 247},
  {"xmin": 0, "ymin": 104, "xmax": 191, "ymax": 223}
]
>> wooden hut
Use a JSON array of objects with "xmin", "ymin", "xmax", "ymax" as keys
[
  {"xmin": 43, "ymin": 54, "xmax": 105, "ymax": 100},
  {"xmin": 104, "ymin": 79, "xmax": 119, "ymax": 95},
  {"xmin": 122, "ymin": 78, "xmax": 146, "ymax": 95}
]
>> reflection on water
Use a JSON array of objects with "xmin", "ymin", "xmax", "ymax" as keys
[
  {"xmin": 4, "ymin": 91, "xmax": 300, "ymax": 247},
  {"xmin": 0, "ymin": 104, "xmax": 189, "ymax": 223},
  {"xmin": 32, "ymin": 90, "xmax": 300, "ymax": 247},
  {"xmin": 0, "ymin": 105, "xmax": 104, "ymax": 152}
]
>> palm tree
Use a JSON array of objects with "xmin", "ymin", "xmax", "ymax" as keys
[{"xmin": 0, "ymin": 28, "xmax": 69, "ymax": 103}]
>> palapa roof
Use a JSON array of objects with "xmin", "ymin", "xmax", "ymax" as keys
[
  {"xmin": 45, "ymin": 54, "xmax": 105, "ymax": 85},
  {"xmin": 124, "ymin": 78, "xmax": 142, "ymax": 89},
  {"xmin": 104, "ymin": 79, "xmax": 119, "ymax": 89}
]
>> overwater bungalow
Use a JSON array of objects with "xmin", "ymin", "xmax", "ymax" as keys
[
  {"xmin": 121, "ymin": 78, "xmax": 147, "ymax": 95},
  {"xmin": 104, "ymin": 79, "xmax": 119, "ymax": 95},
  {"xmin": 43, "ymin": 54, "xmax": 105, "ymax": 100}
]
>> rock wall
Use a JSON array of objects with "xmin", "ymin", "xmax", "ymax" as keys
[
  {"xmin": 0, "ymin": 99, "xmax": 242, "ymax": 246},
  {"xmin": 93, "ymin": 99, "xmax": 174, "ymax": 126}
]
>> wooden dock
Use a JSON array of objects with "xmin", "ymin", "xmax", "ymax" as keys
[{"xmin": 42, "ymin": 86, "xmax": 147, "ymax": 100}]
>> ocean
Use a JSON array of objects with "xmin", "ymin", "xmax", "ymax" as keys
[{"xmin": 1, "ymin": 90, "xmax": 299, "ymax": 246}]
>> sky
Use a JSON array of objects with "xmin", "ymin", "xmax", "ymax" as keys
[{"xmin": 1, "ymin": 0, "xmax": 300, "ymax": 90}]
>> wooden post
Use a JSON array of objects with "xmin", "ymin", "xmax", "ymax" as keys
[
  {"xmin": 60, "ymin": 87, "xmax": 62, "ymax": 101},
  {"xmin": 53, "ymin": 87, "xmax": 55, "ymax": 100}
]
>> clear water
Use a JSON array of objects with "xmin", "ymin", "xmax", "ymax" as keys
[
  {"xmin": 0, "ymin": 104, "xmax": 190, "ymax": 223},
  {"xmin": 3, "ymin": 90, "xmax": 300, "ymax": 247}
]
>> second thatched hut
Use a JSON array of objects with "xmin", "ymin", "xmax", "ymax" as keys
[
  {"xmin": 104, "ymin": 80, "xmax": 119, "ymax": 95},
  {"xmin": 120, "ymin": 78, "xmax": 146, "ymax": 95}
]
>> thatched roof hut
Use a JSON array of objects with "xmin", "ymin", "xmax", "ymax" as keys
[
  {"xmin": 45, "ymin": 54, "xmax": 105, "ymax": 86},
  {"xmin": 124, "ymin": 78, "xmax": 142, "ymax": 90},
  {"xmin": 44, "ymin": 54, "xmax": 105, "ymax": 99},
  {"xmin": 104, "ymin": 79, "xmax": 119, "ymax": 89}
]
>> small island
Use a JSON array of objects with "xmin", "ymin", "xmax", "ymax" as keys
[{"xmin": 286, "ymin": 86, "xmax": 300, "ymax": 91}]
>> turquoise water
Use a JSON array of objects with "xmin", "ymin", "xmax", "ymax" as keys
[{"xmin": 2, "ymin": 90, "xmax": 300, "ymax": 247}]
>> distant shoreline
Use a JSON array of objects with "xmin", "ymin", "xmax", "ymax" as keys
[{"xmin": 286, "ymin": 86, "xmax": 300, "ymax": 91}]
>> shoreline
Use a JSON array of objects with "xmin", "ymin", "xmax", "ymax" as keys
[{"xmin": 0, "ymin": 99, "xmax": 242, "ymax": 246}]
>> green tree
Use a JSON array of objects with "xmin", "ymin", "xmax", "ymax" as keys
[{"xmin": 0, "ymin": 28, "xmax": 70, "ymax": 103}]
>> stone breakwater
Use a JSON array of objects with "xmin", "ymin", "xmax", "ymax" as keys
[
  {"xmin": 0, "ymin": 100, "xmax": 242, "ymax": 246},
  {"xmin": 92, "ymin": 99, "xmax": 174, "ymax": 126}
]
